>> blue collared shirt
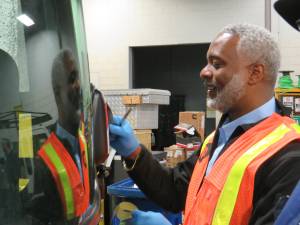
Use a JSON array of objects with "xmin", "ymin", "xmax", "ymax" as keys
[
  {"xmin": 206, "ymin": 97, "xmax": 277, "ymax": 175},
  {"xmin": 56, "ymin": 124, "xmax": 83, "ymax": 180}
]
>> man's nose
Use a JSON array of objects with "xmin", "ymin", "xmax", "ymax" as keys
[{"xmin": 200, "ymin": 65, "xmax": 212, "ymax": 79}]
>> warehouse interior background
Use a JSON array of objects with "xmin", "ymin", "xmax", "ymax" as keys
[
  {"xmin": 2, "ymin": 0, "xmax": 298, "ymax": 155},
  {"xmin": 82, "ymin": 0, "xmax": 300, "ymax": 91},
  {"xmin": 0, "ymin": 0, "xmax": 300, "ymax": 224},
  {"xmin": 82, "ymin": 0, "xmax": 300, "ymax": 142}
]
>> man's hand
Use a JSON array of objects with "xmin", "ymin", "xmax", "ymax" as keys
[
  {"xmin": 130, "ymin": 210, "xmax": 172, "ymax": 225},
  {"xmin": 109, "ymin": 115, "xmax": 140, "ymax": 157}
]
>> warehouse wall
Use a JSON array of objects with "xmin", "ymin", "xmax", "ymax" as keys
[{"xmin": 82, "ymin": 0, "xmax": 265, "ymax": 90}]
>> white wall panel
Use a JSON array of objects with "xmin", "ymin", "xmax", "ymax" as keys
[{"xmin": 82, "ymin": 0, "xmax": 265, "ymax": 90}]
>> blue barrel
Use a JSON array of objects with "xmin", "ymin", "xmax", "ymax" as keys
[{"xmin": 107, "ymin": 178, "xmax": 182, "ymax": 225}]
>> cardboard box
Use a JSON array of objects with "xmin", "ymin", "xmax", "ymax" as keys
[
  {"xmin": 164, "ymin": 145, "xmax": 186, "ymax": 168},
  {"xmin": 134, "ymin": 129, "xmax": 152, "ymax": 150},
  {"xmin": 179, "ymin": 111, "xmax": 205, "ymax": 141}
]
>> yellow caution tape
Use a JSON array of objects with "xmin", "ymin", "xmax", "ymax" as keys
[{"xmin": 19, "ymin": 113, "xmax": 33, "ymax": 158}]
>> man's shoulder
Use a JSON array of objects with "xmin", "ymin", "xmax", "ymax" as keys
[
  {"xmin": 265, "ymin": 140, "xmax": 300, "ymax": 171},
  {"xmin": 254, "ymin": 140, "xmax": 300, "ymax": 190},
  {"xmin": 279, "ymin": 140, "xmax": 300, "ymax": 157}
]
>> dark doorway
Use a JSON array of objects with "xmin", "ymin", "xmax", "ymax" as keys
[{"xmin": 131, "ymin": 44, "xmax": 215, "ymax": 149}]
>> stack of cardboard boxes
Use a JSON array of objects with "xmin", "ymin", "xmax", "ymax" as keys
[
  {"xmin": 134, "ymin": 129, "xmax": 152, "ymax": 150},
  {"xmin": 178, "ymin": 111, "xmax": 205, "ymax": 141},
  {"xmin": 164, "ymin": 111, "xmax": 205, "ymax": 167},
  {"xmin": 164, "ymin": 145, "xmax": 186, "ymax": 168}
]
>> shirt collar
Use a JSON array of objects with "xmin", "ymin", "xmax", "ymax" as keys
[
  {"xmin": 56, "ymin": 123, "xmax": 78, "ymax": 154},
  {"xmin": 219, "ymin": 97, "xmax": 277, "ymax": 142}
]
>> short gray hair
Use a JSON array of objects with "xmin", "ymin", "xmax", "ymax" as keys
[{"xmin": 219, "ymin": 23, "xmax": 280, "ymax": 83}]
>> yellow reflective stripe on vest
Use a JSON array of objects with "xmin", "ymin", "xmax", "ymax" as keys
[
  {"xmin": 78, "ymin": 130, "xmax": 89, "ymax": 169},
  {"xmin": 44, "ymin": 143, "xmax": 75, "ymax": 220},
  {"xmin": 200, "ymin": 132, "xmax": 215, "ymax": 154},
  {"xmin": 212, "ymin": 124, "xmax": 291, "ymax": 225},
  {"xmin": 291, "ymin": 123, "xmax": 300, "ymax": 134}
]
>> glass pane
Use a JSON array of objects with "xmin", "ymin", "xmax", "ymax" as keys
[{"xmin": 0, "ymin": 0, "xmax": 99, "ymax": 224}]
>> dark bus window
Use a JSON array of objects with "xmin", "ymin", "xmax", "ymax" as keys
[{"xmin": 0, "ymin": 1, "xmax": 97, "ymax": 224}]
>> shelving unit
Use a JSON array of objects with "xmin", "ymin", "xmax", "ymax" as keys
[{"xmin": 275, "ymin": 88, "xmax": 300, "ymax": 124}]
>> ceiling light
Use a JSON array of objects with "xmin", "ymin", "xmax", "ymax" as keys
[{"xmin": 17, "ymin": 14, "xmax": 35, "ymax": 27}]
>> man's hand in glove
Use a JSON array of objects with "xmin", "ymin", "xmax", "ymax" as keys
[
  {"xmin": 109, "ymin": 115, "xmax": 140, "ymax": 158},
  {"xmin": 130, "ymin": 210, "xmax": 172, "ymax": 225}
]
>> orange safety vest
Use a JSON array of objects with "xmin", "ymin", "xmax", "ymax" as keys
[
  {"xmin": 38, "ymin": 130, "xmax": 90, "ymax": 220},
  {"xmin": 184, "ymin": 113, "xmax": 300, "ymax": 225}
]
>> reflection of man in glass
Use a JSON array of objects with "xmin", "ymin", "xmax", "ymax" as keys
[
  {"xmin": 29, "ymin": 49, "xmax": 100, "ymax": 225},
  {"xmin": 51, "ymin": 50, "xmax": 84, "ymax": 181},
  {"xmin": 52, "ymin": 50, "xmax": 81, "ymax": 137}
]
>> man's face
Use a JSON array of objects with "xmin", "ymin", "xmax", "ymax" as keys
[
  {"xmin": 200, "ymin": 33, "xmax": 249, "ymax": 113},
  {"xmin": 59, "ymin": 56, "xmax": 81, "ymax": 124}
]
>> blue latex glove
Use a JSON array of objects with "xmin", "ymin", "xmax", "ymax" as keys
[
  {"xmin": 109, "ymin": 115, "xmax": 139, "ymax": 157},
  {"xmin": 130, "ymin": 210, "xmax": 172, "ymax": 225}
]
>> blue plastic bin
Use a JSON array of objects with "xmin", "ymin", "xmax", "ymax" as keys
[{"xmin": 107, "ymin": 178, "xmax": 182, "ymax": 225}]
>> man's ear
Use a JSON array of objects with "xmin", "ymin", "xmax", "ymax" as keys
[{"xmin": 248, "ymin": 63, "xmax": 265, "ymax": 85}]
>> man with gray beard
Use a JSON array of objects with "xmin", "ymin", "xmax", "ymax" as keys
[
  {"xmin": 109, "ymin": 23, "xmax": 300, "ymax": 225},
  {"xmin": 206, "ymin": 71, "xmax": 246, "ymax": 113}
]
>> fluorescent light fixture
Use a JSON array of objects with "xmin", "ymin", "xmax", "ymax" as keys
[{"xmin": 17, "ymin": 14, "xmax": 35, "ymax": 27}]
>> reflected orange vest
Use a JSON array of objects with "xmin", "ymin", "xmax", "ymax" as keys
[
  {"xmin": 38, "ymin": 130, "xmax": 90, "ymax": 220},
  {"xmin": 184, "ymin": 113, "xmax": 300, "ymax": 225}
]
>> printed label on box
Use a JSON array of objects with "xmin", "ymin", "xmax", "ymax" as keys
[
  {"xmin": 282, "ymin": 96, "xmax": 294, "ymax": 109},
  {"xmin": 295, "ymin": 98, "xmax": 300, "ymax": 112},
  {"xmin": 174, "ymin": 150, "xmax": 183, "ymax": 158}
]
